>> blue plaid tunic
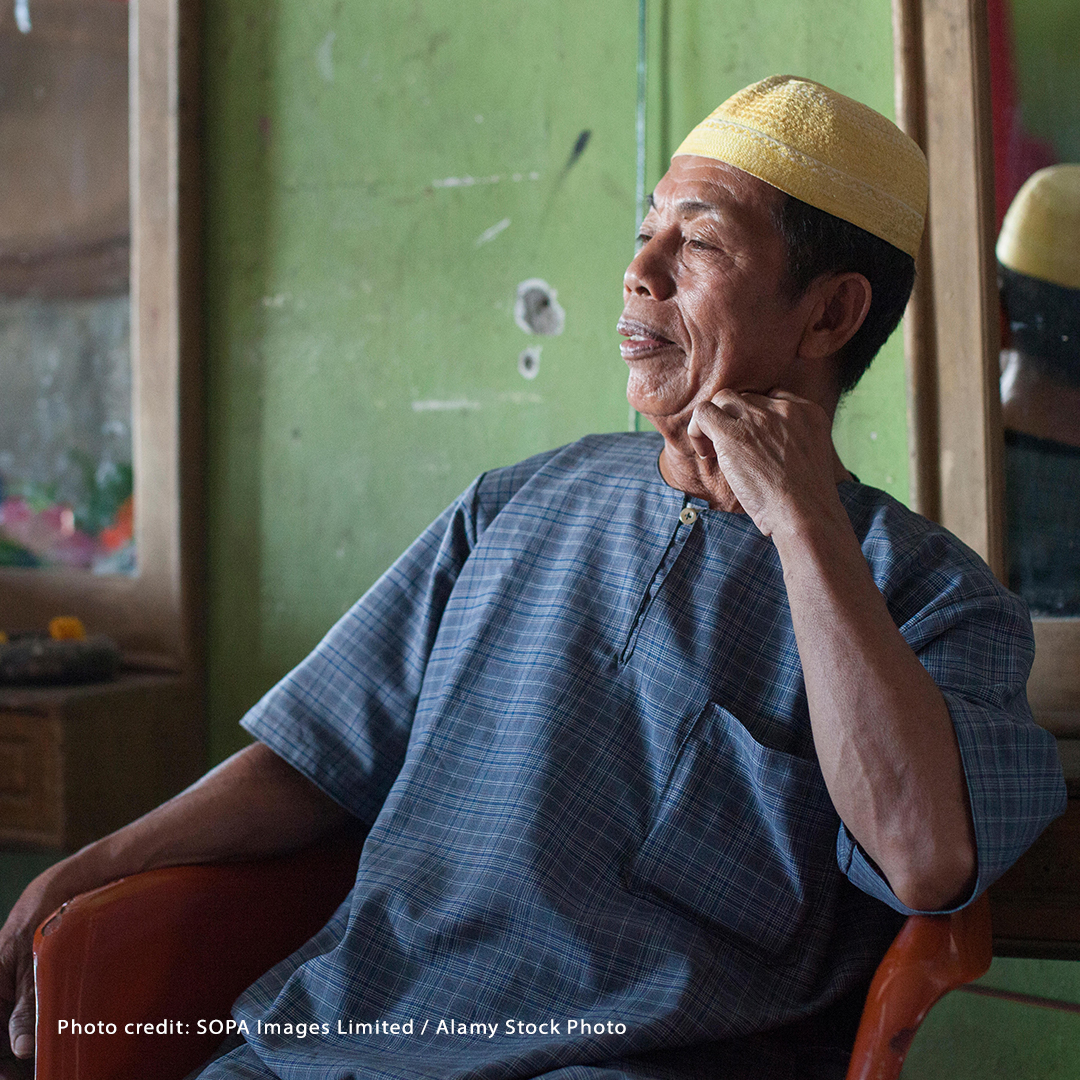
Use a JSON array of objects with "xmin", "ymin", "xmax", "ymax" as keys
[{"xmin": 206, "ymin": 432, "xmax": 1065, "ymax": 1080}]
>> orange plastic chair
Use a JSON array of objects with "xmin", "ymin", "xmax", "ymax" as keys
[
  {"xmin": 32, "ymin": 842, "xmax": 362, "ymax": 1080},
  {"xmin": 846, "ymin": 893, "xmax": 993, "ymax": 1080},
  {"xmin": 32, "ymin": 852, "xmax": 992, "ymax": 1080}
]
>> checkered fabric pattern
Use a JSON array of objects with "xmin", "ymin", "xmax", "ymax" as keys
[{"xmin": 203, "ymin": 432, "xmax": 1065, "ymax": 1080}]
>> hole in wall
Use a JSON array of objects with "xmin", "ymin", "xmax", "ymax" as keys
[
  {"xmin": 517, "ymin": 346, "xmax": 541, "ymax": 380},
  {"xmin": 514, "ymin": 278, "xmax": 565, "ymax": 337}
]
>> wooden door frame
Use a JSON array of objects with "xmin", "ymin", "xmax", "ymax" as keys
[{"xmin": 892, "ymin": 0, "xmax": 1080, "ymax": 739}]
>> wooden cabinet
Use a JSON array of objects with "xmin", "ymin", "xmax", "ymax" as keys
[
  {"xmin": 0, "ymin": 675, "xmax": 203, "ymax": 850},
  {"xmin": 990, "ymin": 788, "xmax": 1080, "ymax": 960}
]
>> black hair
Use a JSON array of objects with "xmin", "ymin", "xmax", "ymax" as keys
[
  {"xmin": 998, "ymin": 264, "xmax": 1080, "ymax": 388},
  {"xmin": 770, "ymin": 194, "xmax": 917, "ymax": 395}
]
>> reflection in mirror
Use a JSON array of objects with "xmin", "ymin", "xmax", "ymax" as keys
[
  {"xmin": 989, "ymin": 0, "xmax": 1080, "ymax": 614},
  {"xmin": 0, "ymin": 0, "xmax": 135, "ymax": 574}
]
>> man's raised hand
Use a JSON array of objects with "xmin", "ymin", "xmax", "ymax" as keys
[{"xmin": 686, "ymin": 389, "xmax": 851, "ymax": 538}]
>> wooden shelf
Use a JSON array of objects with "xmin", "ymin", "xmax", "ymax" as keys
[{"xmin": 0, "ymin": 673, "xmax": 204, "ymax": 850}]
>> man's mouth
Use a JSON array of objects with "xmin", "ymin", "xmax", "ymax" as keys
[{"xmin": 617, "ymin": 318, "xmax": 677, "ymax": 359}]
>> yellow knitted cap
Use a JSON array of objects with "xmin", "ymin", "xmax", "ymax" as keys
[
  {"xmin": 673, "ymin": 75, "xmax": 928, "ymax": 258},
  {"xmin": 996, "ymin": 165, "xmax": 1080, "ymax": 290}
]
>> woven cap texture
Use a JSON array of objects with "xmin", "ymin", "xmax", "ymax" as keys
[
  {"xmin": 997, "ymin": 165, "xmax": 1080, "ymax": 290},
  {"xmin": 673, "ymin": 75, "xmax": 928, "ymax": 258}
]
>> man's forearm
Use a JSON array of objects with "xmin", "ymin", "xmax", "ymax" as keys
[
  {"xmin": 772, "ymin": 508, "xmax": 977, "ymax": 912},
  {"xmin": 0, "ymin": 742, "xmax": 355, "ymax": 1062},
  {"xmin": 17, "ymin": 741, "xmax": 355, "ymax": 945},
  {"xmin": 683, "ymin": 390, "xmax": 977, "ymax": 910},
  {"xmin": 89, "ymin": 741, "xmax": 355, "ymax": 876}
]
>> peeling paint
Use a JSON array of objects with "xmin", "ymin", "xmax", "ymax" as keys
[
  {"xmin": 411, "ymin": 398, "xmax": 482, "ymax": 412},
  {"xmin": 410, "ymin": 391, "xmax": 544, "ymax": 413},
  {"xmin": 433, "ymin": 175, "xmax": 503, "ymax": 189},
  {"xmin": 432, "ymin": 172, "xmax": 540, "ymax": 189},
  {"xmin": 316, "ymin": 31, "xmax": 336, "ymax": 83},
  {"xmin": 475, "ymin": 218, "xmax": 511, "ymax": 247},
  {"xmin": 496, "ymin": 391, "xmax": 544, "ymax": 405},
  {"xmin": 563, "ymin": 130, "xmax": 592, "ymax": 172}
]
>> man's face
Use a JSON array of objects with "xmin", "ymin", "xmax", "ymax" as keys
[{"xmin": 619, "ymin": 156, "xmax": 818, "ymax": 433}]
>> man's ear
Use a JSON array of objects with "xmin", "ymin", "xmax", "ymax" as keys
[{"xmin": 797, "ymin": 272, "xmax": 872, "ymax": 361}]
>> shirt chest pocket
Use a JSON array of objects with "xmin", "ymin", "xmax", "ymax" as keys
[{"xmin": 621, "ymin": 703, "xmax": 840, "ymax": 962}]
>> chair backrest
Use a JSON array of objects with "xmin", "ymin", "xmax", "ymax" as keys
[
  {"xmin": 33, "ymin": 841, "xmax": 362, "ymax": 1080},
  {"xmin": 845, "ymin": 893, "xmax": 993, "ymax": 1080}
]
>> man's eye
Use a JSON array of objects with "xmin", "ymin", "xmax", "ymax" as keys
[
  {"xmin": 635, "ymin": 233, "xmax": 652, "ymax": 251},
  {"xmin": 687, "ymin": 238, "xmax": 713, "ymax": 251}
]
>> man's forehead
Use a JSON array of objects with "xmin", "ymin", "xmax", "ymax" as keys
[{"xmin": 647, "ymin": 157, "xmax": 783, "ymax": 220}]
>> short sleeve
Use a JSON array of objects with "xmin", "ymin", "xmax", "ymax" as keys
[{"xmin": 240, "ymin": 479, "xmax": 483, "ymax": 825}]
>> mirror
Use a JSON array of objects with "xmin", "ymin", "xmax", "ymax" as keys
[{"xmin": 989, "ymin": 0, "xmax": 1080, "ymax": 617}]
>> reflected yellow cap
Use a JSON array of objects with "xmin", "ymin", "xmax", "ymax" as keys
[
  {"xmin": 673, "ymin": 75, "xmax": 928, "ymax": 258},
  {"xmin": 996, "ymin": 165, "xmax": 1080, "ymax": 291}
]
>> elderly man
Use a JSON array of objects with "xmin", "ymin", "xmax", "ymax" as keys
[{"xmin": 0, "ymin": 76, "xmax": 1066, "ymax": 1080}]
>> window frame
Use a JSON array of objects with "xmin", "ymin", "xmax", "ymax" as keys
[{"xmin": 0, "ymin": 0, "xmax": 203, "ymax": 676}]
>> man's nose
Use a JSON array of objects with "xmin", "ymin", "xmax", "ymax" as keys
[{"xmin": 623, "ymin": 235, "xmax": 675, "ymax": 300}]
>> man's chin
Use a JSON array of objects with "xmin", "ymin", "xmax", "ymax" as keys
[{"xmin": 625, "ymin": 385, "xmax": 692, "ymax": 427}]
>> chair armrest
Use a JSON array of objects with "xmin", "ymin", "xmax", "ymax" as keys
[
  {"xmin": 845, "ymin": 892, "xmax": 992, "ymax": 1080},
  {"xmin": 33, "ymin": 840, "xmax": 362, "ymax": 1080}
]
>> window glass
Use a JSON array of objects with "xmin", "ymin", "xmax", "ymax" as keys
[{"xmin": 0, "ymin": 0, "xmax": 134, "ymax": 574}]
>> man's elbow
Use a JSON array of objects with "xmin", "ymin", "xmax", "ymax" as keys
[{"xmin": 887, "ymin": 838, "xmax": 977, "ymax": 912}]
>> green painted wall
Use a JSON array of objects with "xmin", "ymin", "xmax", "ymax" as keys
[
  {"xmin": 1012, "ymin": 0, "xmax": 1080, "ymax": 161},
  {"xmin": 203, "ymin": 0, "xmax": 640, "ymax": 760},
  {"xmin": 203, "ymin": 0, "xmax": 909, "ymax": 767},
  {"xmin": 903, "ymin": 954, "xmax": 1080, "ymax": 1079}
]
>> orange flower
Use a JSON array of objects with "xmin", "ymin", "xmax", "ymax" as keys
[
  {"xmin": 49, "ymin": 617, "xmax": 87, "ymax": 641},
  {"xmin": 99, "ymin": 496, "xmax": 134, "ymax": 553}
]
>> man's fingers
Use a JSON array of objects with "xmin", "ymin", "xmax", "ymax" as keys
[
  {"xmin": 686, "ymin": 408, "xmax": 713, "ymax": 458},
  {"xmin": 7, "ymin": 970, "xmax": 34, "ymax": 1060},
  {"xmin": 706, "ymin": 389, "xmax": 751, "ymax": 418},
  {"xmin": 688, "ymin": 401, "xmax": 728, "ymax": 458},
  {"xmin": 689, "ymin": 396, "xmax": 746, "ymax": 458}
]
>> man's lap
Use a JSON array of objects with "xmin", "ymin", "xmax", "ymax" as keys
[{"xmin": 194, "ymin": 1032, "xmax": 849, "ymax": 1080}]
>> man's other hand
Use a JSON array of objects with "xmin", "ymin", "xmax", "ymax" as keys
[{"xmin": 0, "ymin": 861, "xmax": 72, "ymax": 1062}]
